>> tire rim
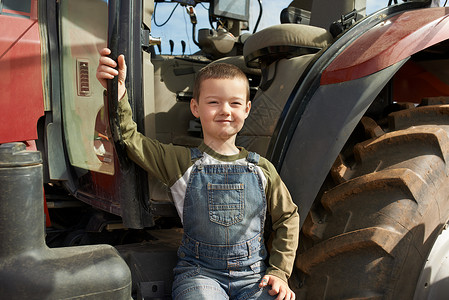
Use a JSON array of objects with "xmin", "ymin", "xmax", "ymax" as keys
[{"xmin": 414, "ymin": 222, "xmax": 449, "ymax": 300}]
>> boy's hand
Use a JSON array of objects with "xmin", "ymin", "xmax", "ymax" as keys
[
  {"xmin": 96, "ymin": 47, "xmax": 127, "ymax": 100},
  {"xmin": 259, "ymin": 275, "xmax": 295, "ymax": 300}
]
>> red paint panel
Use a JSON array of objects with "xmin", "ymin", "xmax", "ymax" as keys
[
  {"xmin": 321, "ymin": 7, "xmax": 449, "ymax": 85},
  {"xmin": 0, "ymin": 13, "xmax": 44, "ymax": 143},
  {"xmin": 393, "ymin": 60, "xmax": 449, "ymax": 103}
]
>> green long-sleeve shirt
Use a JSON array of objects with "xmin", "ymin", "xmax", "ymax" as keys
[{"xmin": 118, "ymin": 94, "xmax": 299, "ymax": 283}]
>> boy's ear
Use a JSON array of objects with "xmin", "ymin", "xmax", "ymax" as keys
[
  {"xmin": 244, "ymin": 101, "xmax": 251, "ymax": 119},
  {"xmin": 190, "ymin": 98, "xmax": 200, "ymax": 118}
]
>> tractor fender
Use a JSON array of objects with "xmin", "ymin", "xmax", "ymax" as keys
[
  {"xmin": 279, "ymin": 61, "xmax": 405, "ymax": 227},
  {"xmin": 270, "ymin": 6, "xmax": 449, "ymax": 227}
]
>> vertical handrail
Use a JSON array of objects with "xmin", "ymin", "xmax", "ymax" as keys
[{"xmin": 107, "ymin": 0, "xmax": 128, "ymax": 167}]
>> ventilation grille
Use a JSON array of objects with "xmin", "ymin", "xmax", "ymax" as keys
[{"xmin": 76, "ymin": 59, "xmax": 90, "ymax": 97}]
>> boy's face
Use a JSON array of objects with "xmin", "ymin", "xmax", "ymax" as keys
[{"xmin": 190, "ymin": 78, "xmax": 251, "ymax": 144}]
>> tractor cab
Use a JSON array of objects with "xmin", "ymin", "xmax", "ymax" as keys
[{"xmin": 2, "ymin": 0, "xmax": 449, "ymax": 299}]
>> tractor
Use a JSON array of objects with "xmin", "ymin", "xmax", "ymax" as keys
[{"xmin": 1, "ymin": 0, "xmax": 449, "ymax": 299}]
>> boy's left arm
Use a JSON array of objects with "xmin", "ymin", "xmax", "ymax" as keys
[
  {"xmin": 262, "ymin": 162, "xmax": 300, "ymax": 291},
  {"xmin": 266, "ymin": 180, "xmax": 299, "ymax": 282}
]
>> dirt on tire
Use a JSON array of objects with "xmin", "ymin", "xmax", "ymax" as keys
[{"xmin": 295, "ymin": 104, "xmax": 449, "ymax": 299}]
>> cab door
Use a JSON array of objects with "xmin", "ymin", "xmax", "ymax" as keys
[{"xmin": 58, "ymin": 0, "xmax": 152, "ymax": 228}]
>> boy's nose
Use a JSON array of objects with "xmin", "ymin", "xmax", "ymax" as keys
[{"xmin": 220, "ymin": 103, "xmax": 231, "ymax": 115}]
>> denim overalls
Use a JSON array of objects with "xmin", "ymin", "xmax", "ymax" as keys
[{"xmin": 172, "ymin": 148, "xmax": 275, "ymax": 300}]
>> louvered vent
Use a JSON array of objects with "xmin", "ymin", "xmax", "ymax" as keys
[{"xmin": 76, "ymin": 59, "xmax": 90, "ymax": 97}]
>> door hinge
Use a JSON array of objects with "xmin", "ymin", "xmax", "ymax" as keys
[{"xmin": 141, "ymin": 29, "xmax": 161, "ymax": 50}]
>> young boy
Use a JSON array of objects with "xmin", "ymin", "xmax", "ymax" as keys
[{"xmin": 97, "ymin": 48, "xmax": 299, "ymax": 300}]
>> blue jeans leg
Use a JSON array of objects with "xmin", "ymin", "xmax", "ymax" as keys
[
  {"xmin": 172, "ymin": 260, "xmax": 229, "ymax": 300},
  {"xmin": 229, "ymin": 265, "xmax": 276, "ymax": 300},
  {"xmin": 172, "ymin": 259, "xmax": 276, "ymax": 300},
  {"xmin": 243, "ymin": 286, "xmax": 276, "ymax": 300}
]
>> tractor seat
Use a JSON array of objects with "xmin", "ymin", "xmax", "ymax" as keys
[
  {"xmin": 243, "ymin": 24, "xmax": 333, "ymax": 68},
  {"xmin": 211, "ymin": 55, "xmax": 261, "ymax": 77}
]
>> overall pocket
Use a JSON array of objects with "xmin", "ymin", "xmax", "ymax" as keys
[{"xmin": 207, "ymin": 183, "xmax": 244, "ymax": 226}]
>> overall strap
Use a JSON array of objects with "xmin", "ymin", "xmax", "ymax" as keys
[
  {"xmin": 246, "ymin": 152, "xmax": 260, "ymax": 165},
  {"xmin": 190, "ymin": 147, "xmax": 203, "ymax": 161}
]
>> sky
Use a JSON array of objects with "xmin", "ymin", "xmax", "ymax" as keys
[{"xmin": 150, "ymin": 1, "xmax": 395, "ymax": 55}]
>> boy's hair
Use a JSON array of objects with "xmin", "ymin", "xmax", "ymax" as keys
[{"xmin": 193, "ymin": 63, "xmax": 250, "ymax": 102}]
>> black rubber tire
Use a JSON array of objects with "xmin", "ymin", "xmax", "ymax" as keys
[{"xmin": 296, "ymin": 105, "xmax": 449, "ymax": 299}]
